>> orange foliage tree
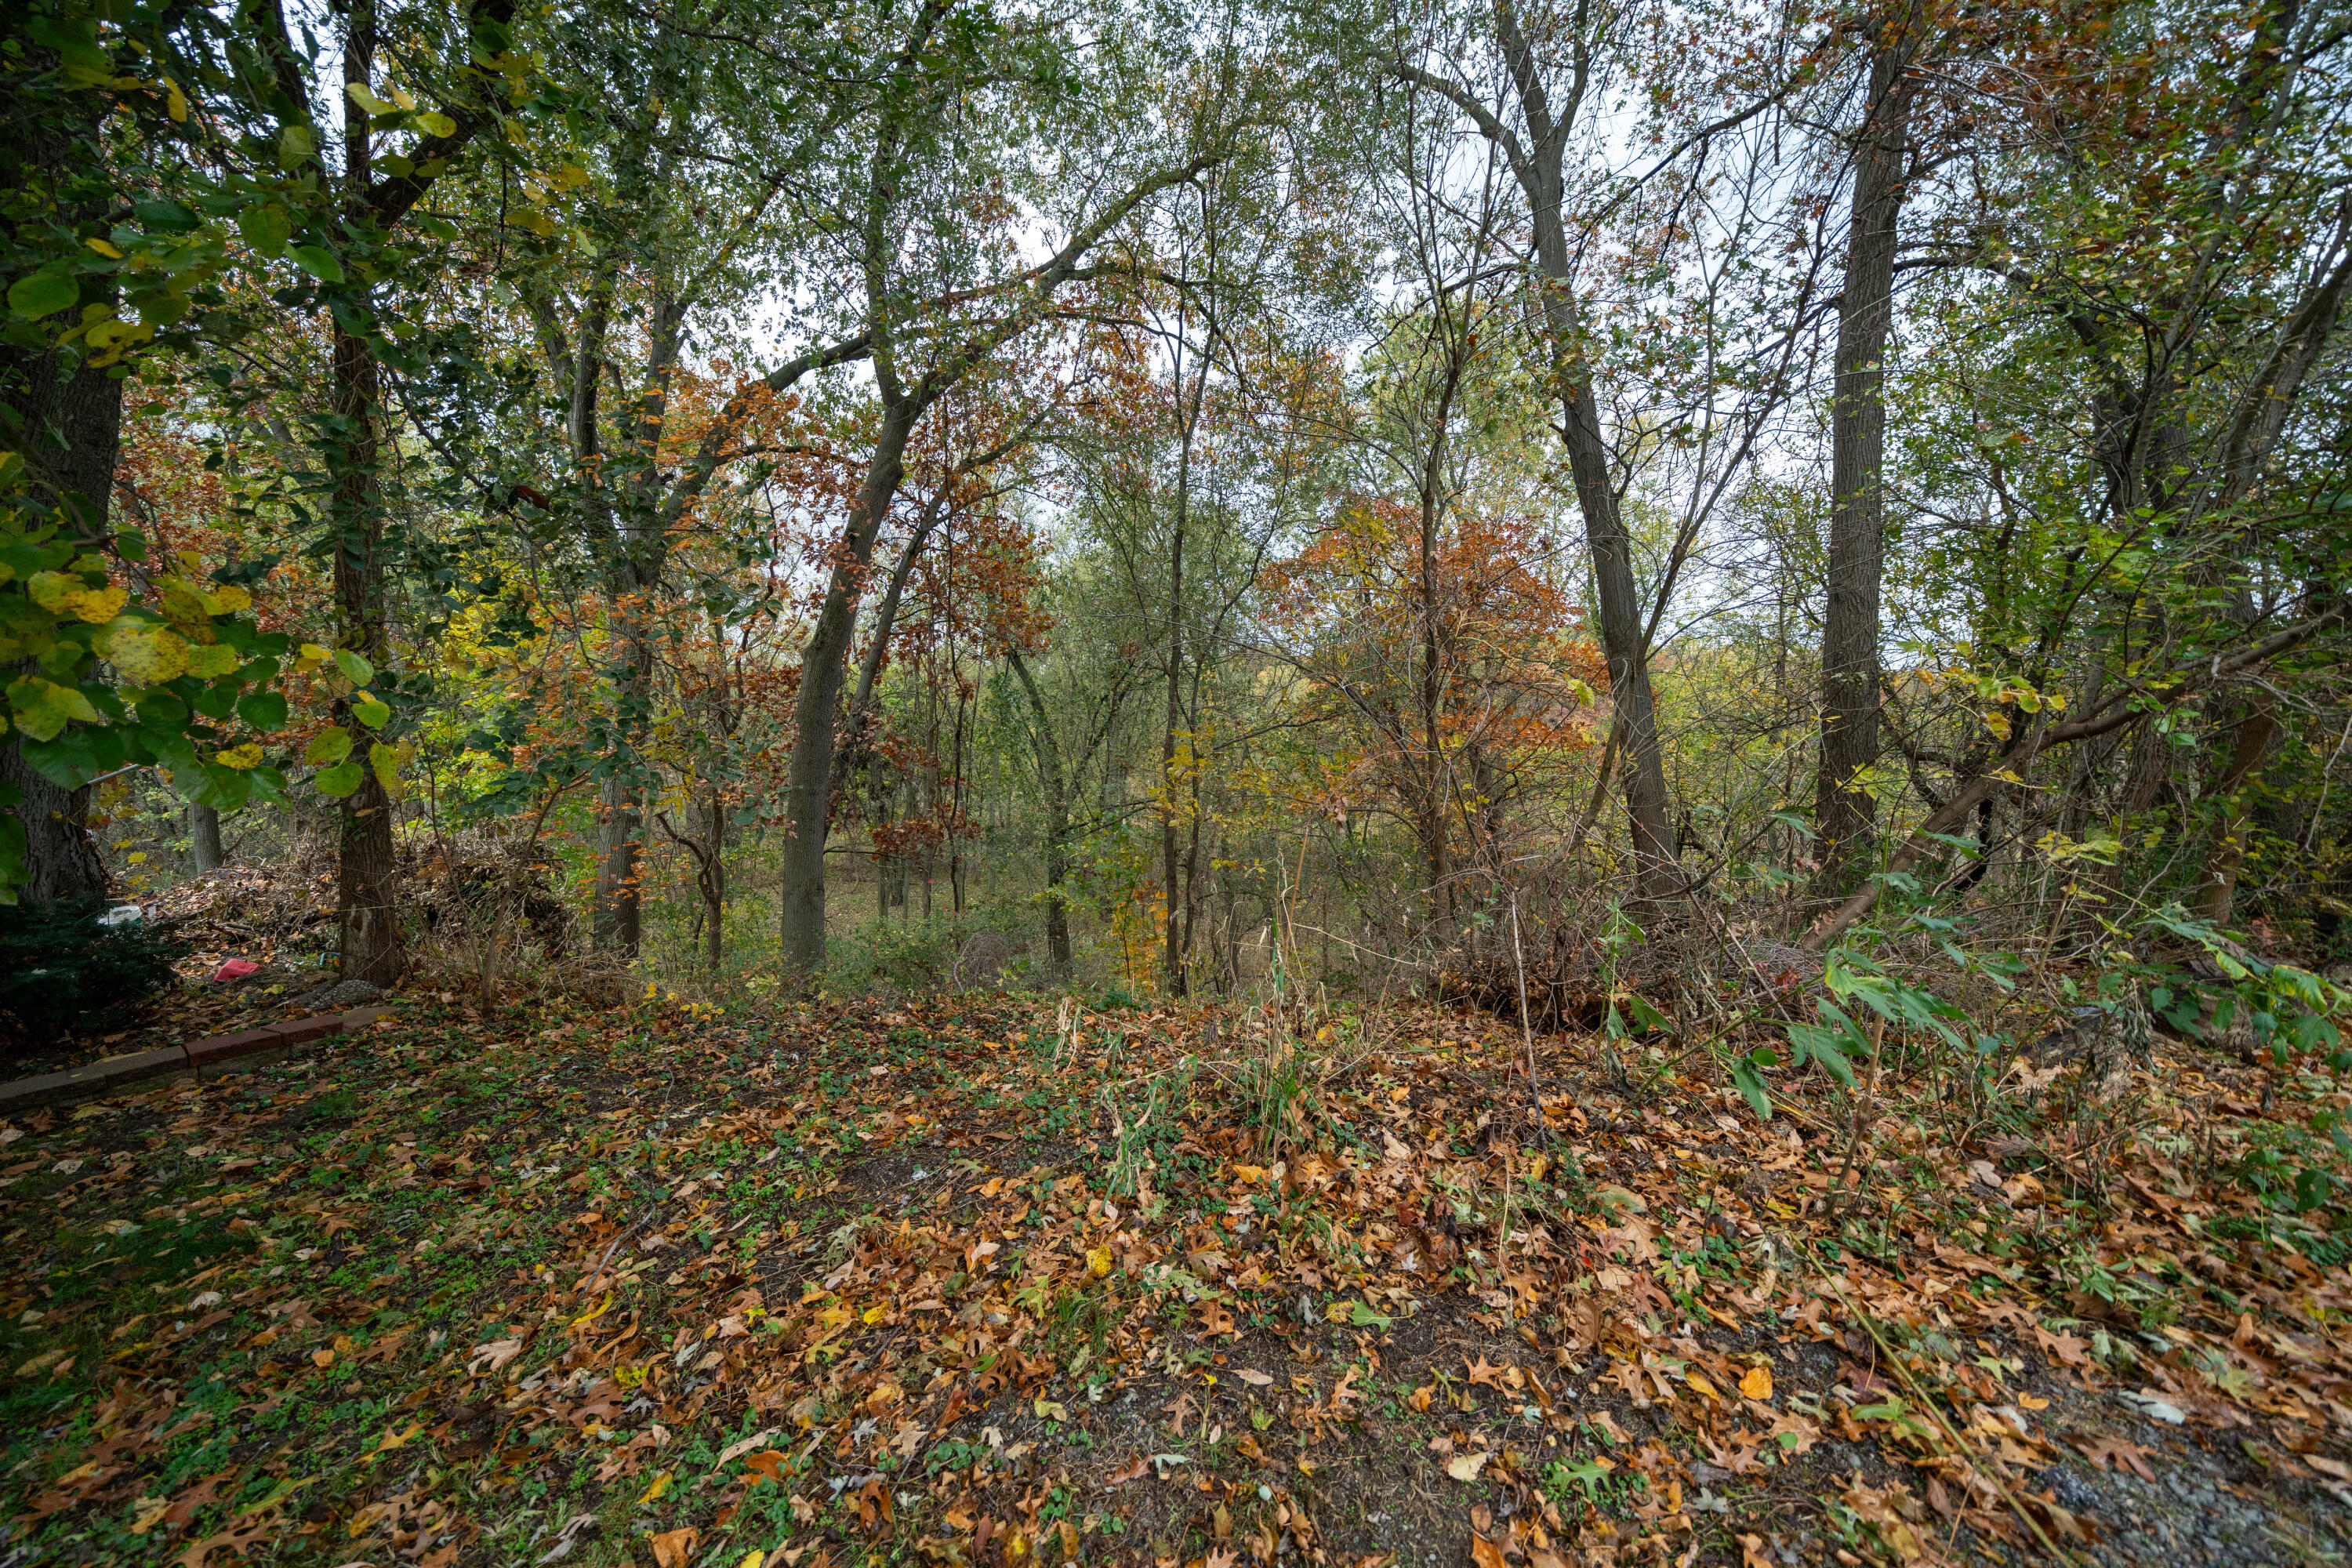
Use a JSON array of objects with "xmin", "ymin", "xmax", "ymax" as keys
[{"xmin": 1265, "ymin": 495, "xmax": 1605, "ymax": 930}]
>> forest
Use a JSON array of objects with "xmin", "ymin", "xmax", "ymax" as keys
[{"xmin": 4, "ymin": 0, "xmax": 2352, "ymax": 1562}]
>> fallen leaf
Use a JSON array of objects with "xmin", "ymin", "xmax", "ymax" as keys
[
  {"xmin": 637, "ymin": 1469, "xmax": 673, "ymax": 1504},
  {"xmin": 2078, "ymin": 1433, "xmax": 2158, "ymax": 1480},
  {"xmin": 468, "ymin": 1338, "xmax": 523, "ymax": 1375},
  {"xmin": 1740, "ymin": 1364, "xmax": 1773, "ymax": 1402},
  {"xmin": 649, "ymin": 1526, "xmax": 699, "ymax": 1568},
  {"xmin": 1235, "ymin": 1368, "xmax": 1273, "ymax": 1386},
  {"xmin": 1470, "ymin": 1534, "xmax": 1507, "ymax": 1568},
  {"xmin": 1446, "ymin": 1451, "xmax": 1489, "ymax": 1483},
  {"xmin": 715, "ymin": 1428, "xmax": 779, "ymax": 1466}
]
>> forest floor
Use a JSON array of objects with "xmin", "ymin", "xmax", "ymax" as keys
[{"xmin": 4, "ymin": 987, "xmax": 2352, "ymax": 1568}]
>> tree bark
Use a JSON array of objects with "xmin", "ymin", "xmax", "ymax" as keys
[
  {"xmin": 0, "ymin": 742, "xmax": 107, "ymax": 904},
  {"xmin": 189, "ymin": 802, "xmax": 225, "ymax": 873},
  {"xmin": 0, "ymin": 99, "xmax": 121, "ymax": 906},
  {"xmin": 1814, "ymin": 34, "xmax": 1918, "ymax": 895},
  {"xmin": 779, "ymin": 398, "xmax": 920, "ymax": 973},
  {"xmin": 1400, "ymin": 15, "xmax": 1682, "ymax": 908},
  {"xmin": 2193, "ymin": 695, "xmax": 2278, "ymax": 925},
  {"xmin": 329, "ymin": 0, "xmax": 404, "ymax": 987},
  {"xmin": 1007, "ymin": 648, "xmax": 1074, "ymax": 972}
]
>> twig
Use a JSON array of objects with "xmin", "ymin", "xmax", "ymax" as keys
[
  {"xmin": 1508, "ymin": 891, "xmax": 1541, "ymax": 1119},
  {"xmin": 570, "ymin": 1200, "xmax": 665, "ymax": 1304},
  {"xmin": 1814, "ymin": 1267, "xmax": 2077, "ymax": 1565}
]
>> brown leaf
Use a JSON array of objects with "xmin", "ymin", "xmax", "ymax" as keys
[
  {"xmin": 649, "ymin": 1526, "xmax": 701, "ymax": 1568},
  {"xmin": 1470, "ymin": 1534, "xmax": 1507, "ymax": 1568},
  {"xmin": 2077, "ymin": 1432, "xmax": 2158, "ymax": 1480}
]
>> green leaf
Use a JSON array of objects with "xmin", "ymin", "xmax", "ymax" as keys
[
  {"xmin": 237, "ymin": 203, "xmax": 292, "ymax": 259},
  {"xmin": 313, "ymin": 758, "xmax": 365, "ymax": 797},
  {"xmin": 1730, "ymin": 1057, "xmax": 1773, "ymax": 1120},
  {"xmin": 351, "ymin": 694, "xmax": 390, "ymax": 729},
  {"xmin": 289, "ymin": 245, "xmax": 345, "ymax": 284},
  {"xmin": 236, "ymin": 691, "xmax": 289, "ymax": 731},
  {"xmin": 303, "ymin": 728, "xmax": 352, "ymax": 765},
  {"xmin": 5, "ymin": 677, "xmax": 99, "ymax": 742},
  {"xmin": 332, "ymin": 649, "xmax": 376, "ymax": 686},
  {"xmin": 7, "ymin": 272, "xmax": 80, "ymax": 321},
  {"xmin": 416, "ymin": 111, "xmax": 457, "ymax": 138},
  {"xmin": 1345, "ymin": 1301, "xmax": 1392, "ymax": 1329},
  {"xmin": 278, "ymin": 123, "xmax": 316, "ymax": 169}
]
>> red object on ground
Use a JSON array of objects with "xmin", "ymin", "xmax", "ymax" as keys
[{"xmin": 212, "ymin": 958, "xmax": 263, "ymax": 984}]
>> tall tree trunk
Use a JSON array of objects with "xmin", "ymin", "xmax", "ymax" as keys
[
  {"xmin": 0, "ymin": 358, "xmax": 118, "ymax": 904},
  {"xmin": 779, "ymin": 400, "xmax": 918, "ymax": 972},
  {"xmin": 1007, "ymin": 650, "xmax": 1074, "ymax": 973},
  {"xmin": 1432, "ymin": 10, "xmax": 1683, "ymax": 907},
  {"xmin": 330, "ymin": 0, "xmax": 403, "ymax": 986},
  {"xmin": 2194, "ymin": 695, "xmax": 2278, "ymax": 925},
  {"xmin": 1160, "ymin": 515, "xmax": 1185, "ymax": 994},
  {"xmin": 0, "ymin": 743, "xmax": 107, "ymax": 903},
  {"xmin": 593, "ymin": 605, "xmax": 651, "ymax": 955},
  {"xmin": 189, "ymin": 803, "xmax": 225, "ymax": 873},
  {"xmin": 1814, "ymin": 35, "xmax": 1918, "ymax": 894}
]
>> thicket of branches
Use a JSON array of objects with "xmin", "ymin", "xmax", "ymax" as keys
[{"xmin": 4, "ymin": 0, "xmax": 2349, "ymax": 1043}]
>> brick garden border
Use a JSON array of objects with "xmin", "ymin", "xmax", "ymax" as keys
[{"xmin": 0, "ymin": 1006, "xmax": 394, "ymax": 1112}]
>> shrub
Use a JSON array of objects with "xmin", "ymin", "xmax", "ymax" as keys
[{"xmin": 0, "ymin": 898, "xmax": 185, "ymax": 1055}]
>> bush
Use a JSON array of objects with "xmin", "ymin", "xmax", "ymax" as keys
[{"xmin": 0, "ymin": 898, "xmax": 185, "ymax": 1055}]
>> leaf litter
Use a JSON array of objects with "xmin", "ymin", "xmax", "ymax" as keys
[{"xmin": 2, "ymin": 991, "xmax": 2350, "ymax": 1566}]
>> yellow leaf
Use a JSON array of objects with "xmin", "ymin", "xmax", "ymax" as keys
[
  {"xmin": 27, "ymin": 570, "xmax": 77, "ymax": 612},
  {"xmin": 862, "ymin": 1304, "xmax": 885, "ymax": 1325},
  {"xmin": 164, "ymin": 77, "xmax": 187, "ymax": 121},
  {"xmin": 1086, "ymin": 1245, "xmax": 1112, "ymax": 1279},
  {"xmin": 186, "ymin": 643, "xmax": 238, "ymax": 677},
  {"xmin": 64, "ymin": 584, "xmax": 126, "ymax": 623},
  {"xmin": 1684, "ymin": 1370, "xmax": 1721, "ymax": 1402},
  {"xmin": 85, "ymin": 238, "xmax": 125, "ymax": 259},
  {"xmin": 215, "ymin": 743, "xmax": 265, "ymax": 769},
  {"xmin": 106, "ymin": 622, "xmax": 188, "ymax": 684},
  {"xmin": 207, "ymin": 583, "xmax": 252, "ymax": 612},
  {"xmin": 637, "ymin": 1469, "xmax": 673, "ymax": 1504},
  {"xmin": 1740, "ymin": 1364, "xmax": 1773, "ymax": 1402}
]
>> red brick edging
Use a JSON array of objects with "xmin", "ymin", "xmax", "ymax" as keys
[{"xmin": 0, "ymin": 1008, "xmax": 388, "ymax": 1112}]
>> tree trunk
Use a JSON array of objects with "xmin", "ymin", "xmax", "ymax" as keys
[
  {"xmin": 328, "ymin": 0, "xmax": 403, "ymax": 987},
  {"xmin": 592, "ymin": 604, "xmax": 652, "ymax": 956},
  {"xmin": 0, "ymin": 742, "xmax": 107, "ymax": 904},
  {"xmin": 0, "ymin": 153, "xmax": 121, "ymax": 906},
  {"xmin": 2194, "ymin": 695, "xmax": 2278, "ymax": 925},
  {"xmin": 1007, "ymin": 648, "xmax": 1074, "ymax": 973},
  {"xmin": 1814, "ymin": 37, "xmax": 1918, "ymax": 895},
  {"xmin": 779, "ymin": 399, "xmax": 918, "ymax": 972},
  {"xmin": 1160, "ymin": 463, "xmax": 1187, "ymax": 997},
  {"xmin": 1474, "ymin": 15, "xmax": 1682, "ymax": 907},
  {"xmin": 189, "ymin": 802, "xmax": 225, "ymax": 873}
]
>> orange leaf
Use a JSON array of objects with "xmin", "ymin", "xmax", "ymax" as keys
[
  {"xmin": 1740, "ymin": 1364, "xmax": 1773, "ymax": 1402},
  {"xmin": 650, "ymin": 1526, "xmax": 700, "ymax": 1568},
  {"xmin": 1471, "ymin": 1533, "xmax": 1508, "ymax": 1568}
]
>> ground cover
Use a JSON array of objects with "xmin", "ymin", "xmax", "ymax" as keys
[{"xmin": 3, "ymin": 990, "xmax": 2350, "ymax": 1567}]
